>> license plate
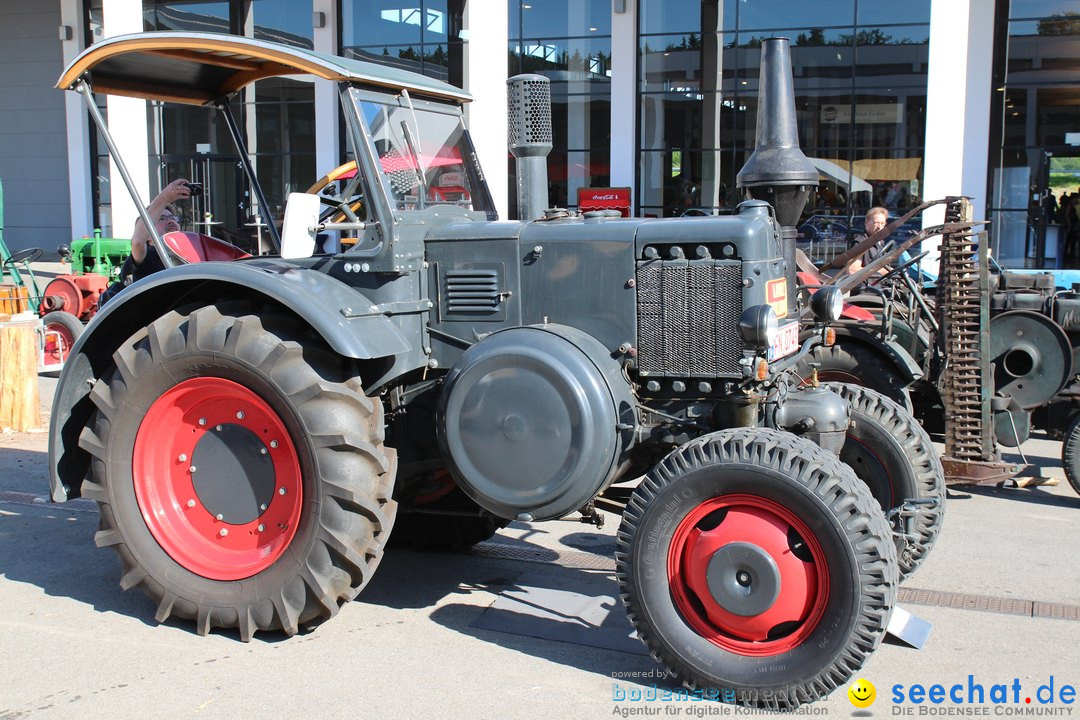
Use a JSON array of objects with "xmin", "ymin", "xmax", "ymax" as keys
[{"xmin": 768, "ymin": 321, "xmax": 800, "ymax": 361}]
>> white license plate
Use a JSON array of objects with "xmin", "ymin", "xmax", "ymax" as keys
[{"xmin": 768, "ymin": 321, "xmax": 800, "ymax": 361}]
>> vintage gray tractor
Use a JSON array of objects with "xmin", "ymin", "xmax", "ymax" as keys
[{"xmin": 49, "ymin": 33, "xmax": 943, "ymax": 707}]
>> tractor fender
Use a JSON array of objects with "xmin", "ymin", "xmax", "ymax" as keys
[
  {"xmin": 49, "ymin": 260, "xmax": 410, "ymax": 502},
  {"xmin": 829, "ymin": 325, "xmax": 923, "ymax": 383}
]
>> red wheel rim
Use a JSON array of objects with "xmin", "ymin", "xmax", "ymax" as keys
[
  {"xmin": 667, "ymin": 494, "xmax": 829, "ymax": 656},
  {"xmin": 133, "ymin": 378, "xmax": 302, "ymax": 581},
  {"xmin": 43, "ymin": 323, "xmax": 76, "ymax": 365}
]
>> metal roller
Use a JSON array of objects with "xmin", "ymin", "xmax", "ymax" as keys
[{"xmin": 989, "ymin": 310, "xmax": 1073, "ymax": 410}]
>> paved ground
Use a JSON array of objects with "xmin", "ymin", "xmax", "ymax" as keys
[{"xmin": 1, "ymin": 374, "xmax": 1079, "ymax": 720}]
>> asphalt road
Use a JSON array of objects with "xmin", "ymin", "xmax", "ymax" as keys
[{"xmin": 1, "ymin": 375, "xmax": 1079, "ymax": 720}]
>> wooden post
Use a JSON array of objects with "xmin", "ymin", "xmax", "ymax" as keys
[{"xmin": 0, "ymin": 318, "xmax": 41, "ymax": 432}]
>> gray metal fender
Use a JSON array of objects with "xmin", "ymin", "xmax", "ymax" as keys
[
  {"xmin": 48, "ymin": 260, "xmax": 410, "ymax": 502},
  {"xmin": 833, "ymin": 325, "xmax": 924, "ymax": 383}
]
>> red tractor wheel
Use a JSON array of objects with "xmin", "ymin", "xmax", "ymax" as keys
[
  {"xmin": 617, "ymin": 428, "xmax": 896, "ymax": 709},
  {"xmin": 79, "ymin": 303, "xmax": 397, "ymax": 639},
  {"xmin": 40, "ymin": 311, "xmax": 83, "ymax": 366}
]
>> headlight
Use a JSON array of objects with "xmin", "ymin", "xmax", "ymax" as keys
[
  {"xmin": 738, "ymin": 305, "xmax": 779, "ymax": 350},
  {"xmin": 810, "ymin": 286, "xmax": 844, "ymax": 323}
]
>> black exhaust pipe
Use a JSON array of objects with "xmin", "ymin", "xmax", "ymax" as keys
[{"xmin": 736, "ymin": 37, "xmax": 818, "ymax": 316}]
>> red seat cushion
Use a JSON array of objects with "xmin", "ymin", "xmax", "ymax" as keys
[{"xmin": 163, "ymin": 231, "xmax": 251, "ymax": 263}]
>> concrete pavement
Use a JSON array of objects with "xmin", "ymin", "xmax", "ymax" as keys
[{"xmin": 1, "ymin": 374, "xmax": 1078, "ymax": 720}]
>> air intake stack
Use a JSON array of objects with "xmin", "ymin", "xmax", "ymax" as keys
[
  {"xmin": 507, "ymin": 74, "xmax": 553, "ymax": 222},
  {"xmin": 736, "ymin": 38, "xmax": 818, "ymax": 316}
]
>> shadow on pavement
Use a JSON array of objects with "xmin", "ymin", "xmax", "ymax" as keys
[
  {"xmin": 361, "ymin": 535, "xmax": 666, "ymax": 683},
  {"xmin": 0, "ymin": 493, "xmax": 159, "ymax": 629},
  {"xmin": 953, "ymin": 483, "xmax": 1080, "ymax": 509}
]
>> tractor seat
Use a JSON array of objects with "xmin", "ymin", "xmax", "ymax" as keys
[{"xmin": 163, "ymin": 231, "xmax": 251, "ymax": 263}]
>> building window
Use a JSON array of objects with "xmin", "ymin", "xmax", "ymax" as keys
[
  {"xmin": 988, "ymin": 0, "xmax": 1080, "ymax": 268},
  {"xmin": 340, "ymin": 0, "xmax": 466, "ymax": 85},
  {"xmin": 84, "ymin": 1, "xmax": 316, "ymax": 244},
  {"xmin": 508, "ymin": 0, "xmax": 611, "ymax": 214},
  {"xmin": 637, "ymin": 0, "xmax": 930, "ymax": 242}
]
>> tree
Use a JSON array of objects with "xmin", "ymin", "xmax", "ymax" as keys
[
  {"xmin": 795, "ymin": 28, "xmax": 828, "ymax": 46},
  {"xmin": 1037, "ymin": 11, "xmax": 1080, "ymax": 35}
]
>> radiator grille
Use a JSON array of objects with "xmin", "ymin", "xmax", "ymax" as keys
[{"xmin": 636, "ymin": 260, "xmax": 743, "ymax": 377}]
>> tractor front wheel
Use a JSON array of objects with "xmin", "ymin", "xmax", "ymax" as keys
[{"xmin": 617, "ymin": 428, "xmax": 896, "ymax": 709}]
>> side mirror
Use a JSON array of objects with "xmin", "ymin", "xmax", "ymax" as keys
[{"xmin": 280, "ymin": 192, "xmax": 321, "ymax": 259}]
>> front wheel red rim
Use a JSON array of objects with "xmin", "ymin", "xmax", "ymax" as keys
[
  {"xmin": 133, "ymin": 377, "xmax": 303, "ymax": 581},
  {"xmin": 667, "ymin": 494, "xmax": 830, "ymax": 656}
]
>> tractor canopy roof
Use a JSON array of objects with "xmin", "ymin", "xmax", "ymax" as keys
[{"xmin": 57, "ymin": 31, "xmax": 471, "ymax": 106}]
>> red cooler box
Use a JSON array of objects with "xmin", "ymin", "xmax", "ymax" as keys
[{"xmin": 578, "ymin": 187, "xmax": 631, "ymax": 217}]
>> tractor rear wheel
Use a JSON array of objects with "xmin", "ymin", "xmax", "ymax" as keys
[
  {"xmin": 617, "ymin": 428, "xmax": 896, "ymax": 709},
  {"xmin": 825, "ymin": 382, "xmax": 944, "ymax": 581},
  {"xmin": 79, "ymin": 303, "xmax": 396, "ymax": 639}
]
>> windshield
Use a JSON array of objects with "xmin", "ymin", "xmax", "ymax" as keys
[{"xmin": 356, "ymin": 96, "xmax": 495, "ymax": 218}]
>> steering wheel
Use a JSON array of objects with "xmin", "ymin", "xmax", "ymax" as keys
[
  {"xmin": 4, "ymin": 247, "xmax": 43, "ymax": 267},
  {"xmin": 305, "ymin": 161, "xmax": 365, "ymax": 225},
  {"xmin": 870, "ymin": 250, "xmax": 931, "ymax": 286}
]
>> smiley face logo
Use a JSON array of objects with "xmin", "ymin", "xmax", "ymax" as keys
[{"xmin": 848, "ymin": 679, "xmax": 876, "ymax": 708}]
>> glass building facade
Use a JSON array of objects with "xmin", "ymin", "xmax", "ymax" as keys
[
  {"xmin": 73, "ymin": 0, "xmax": 1080, "ymax": 270},
  {"xmin": 988, "ymin": 0, "xmax": 1080, "ymax": 267},
  {"xmin": 508, "ymin": 0, "xmax": 612, "ymax": 213},
  {"xmin": 638, "ymin": 0, "xmax": 931, "ymax": 226},
  {"xmin": 87, "ymin": 0, "xmax": 316, "ymax": 240},
  {"xmin": 340, "ymin": 1, "xmax": 467, "ymax": 85}
]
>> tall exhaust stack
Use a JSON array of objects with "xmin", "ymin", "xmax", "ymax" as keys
[
  {"xmin": 736, "ymin": 38, "xmax": 818, "ymax": 316},
  {"xmin": 507, "ymin": 74, "xmax": 553, "ymax": 222}
]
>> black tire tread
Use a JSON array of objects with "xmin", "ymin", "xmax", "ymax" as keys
[
  {"xmin": 616, "ymin": 428, "xmax": 897, "ymax": 710},
  {"xmin": 825, "ymin": 382, "xmax": 945, "ymax": 580},
  {"xmin": 1061, "ymin": 414, "xmax": 1080, "ymax": 496},
  {"xmin": 80, "ymin": 302, "xmax": 396, "ymax": 641}
]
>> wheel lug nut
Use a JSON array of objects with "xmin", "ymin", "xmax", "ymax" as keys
[
  {"xmin": 257, "ymin": 524, "xmax": 265, "ymax": 532},
  {"xmin": 215, "ymin": 514, "xmax": 223, "ymax": 521},
  {"xmin": 260, "ymin": 448, "xmax": 267, "ymax": 455},
  {"xmin": 198, "ymin": 418, "xmax": 207, "ymax": 426},
  {"xmin": 259, "ymin": 503, "xmax": 267, "ymax": 511},
  {"xmin": 189, "ymin": 465, "xmax": 197, "ymax": 473},
  {"xmin": 216, "ymin": 424, "xmax": 223, "ymax": 432},
  {"xmin": 236, "ymin": 411, "xmax": 245, "ymax": 419},
  {"xmin": 186, "ymin": 499, "xmax": 196, "ymax": 508},
  {"xmin": 178, "ymin": 453, "xmax": 187, "ymax": 462},
  {"xmin": 279, "ymin": 487, "xmax": 287, "ymax": 496},
  {"xmin": 219, "ymin": 528, "xmax": 228, "ymax": 537},
  {"xmin": 270, "ymin": 440, "xmax": 278, "ymax": 449}
]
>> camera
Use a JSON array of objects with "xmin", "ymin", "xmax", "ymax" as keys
[{"xmin": 185, "ymin": 182, "xmax": 203, "ymax": 197}]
